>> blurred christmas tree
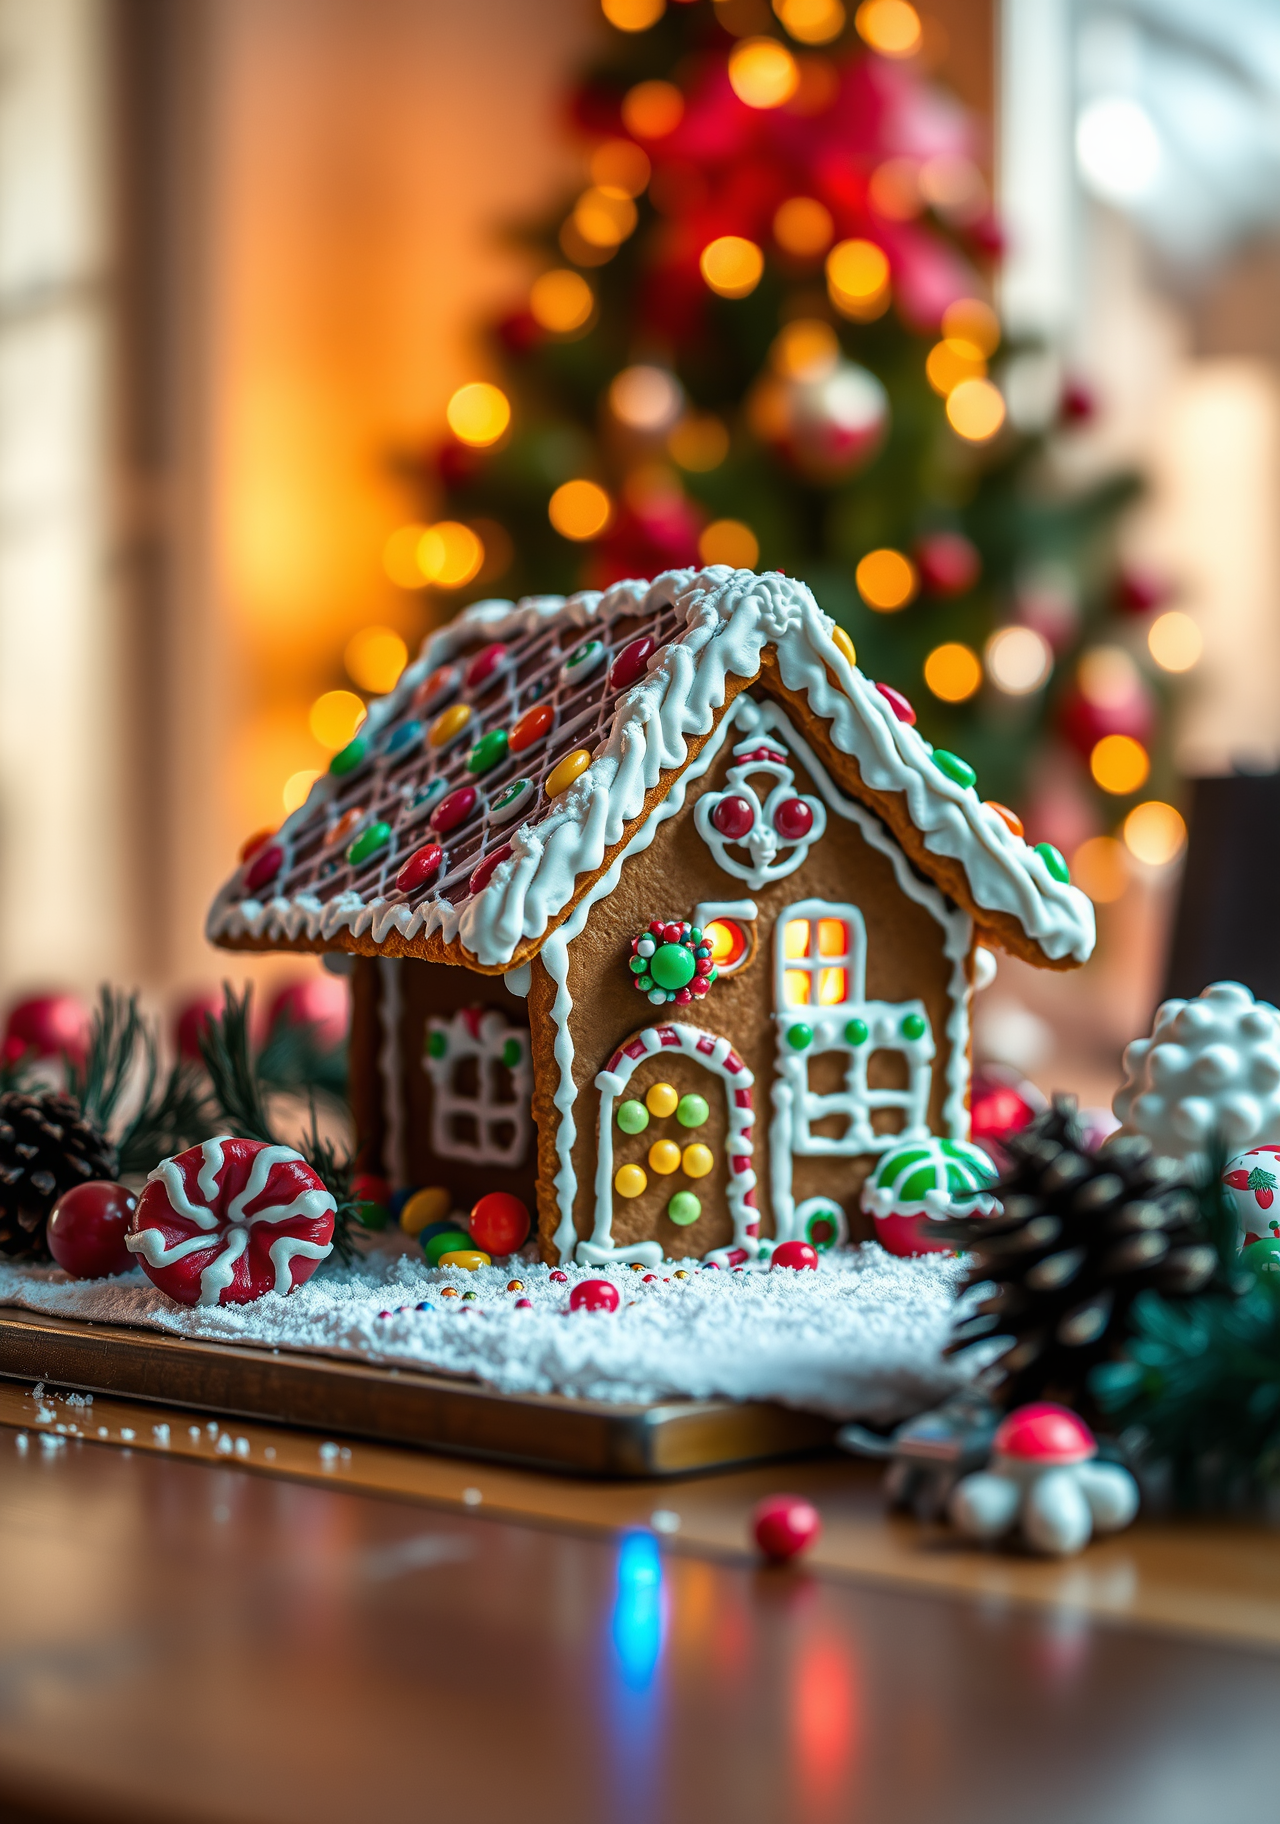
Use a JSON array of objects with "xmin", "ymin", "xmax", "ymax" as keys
[{"xmin": 391, "ymin": 0, "xmax": 1180, "ymax": 866}]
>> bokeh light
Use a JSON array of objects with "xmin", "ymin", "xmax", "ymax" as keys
[
  {"xmin": 309, "ymin": 690, "xmax": 366, "ymax": 752},
  {"xmin": 574, "ymin": 187, "xmax": 638, "ymax": 248},
  {"xmin": 590, "ymin": 139, "xmax": 651, "ymax": 197},
  {"xmin": 942, "ymin": 297, "xmax": 1001, "ymax": 358},
  {"xmin": 283, "ymin": 769, "xmax": 321, "ymax": 815},
  {"xmin": 826, "ymin": 238, "xmax": 890, "ymax": 318},
  {"xmin": 854, "ymin": 0, "xmax": 922, "ymax": 56},
  {"xmin": 345, "ymin": 626, "xmax": 407, "ymax": 693},
  {"xmin": 868, "ymin": 158, "xmax": 922, "ymax": 220},
  {"xmin": 668, "ymin": 413, "xmax": 730, "ymax": 471},
  {"xmin": 773, "ymin": 196, "xmax": 835, "ymax": 257},
  {"xmin": 418, "ymin": 521, "xmax": 484, "ymax": 587},
  {"xmin": 771, "ymin": 318, "xmax": 839, "ymax": 380},
  {"xmin": 1090, "ymin": 733, "xmax": 1150, "ymax": 795},
  {"xmin": 446, "ymin": 382, "xmax": 511, "ymax": 447},
  {"xmin": 1147, "ymin": 609, "xmax": 1202, "ymax": 672},
  {"xmin": 549, "ymin": 479, "xmax": 613, "ymax": 540},
  {"xmin": 1071, "ymin": 834, "xmax": 1128, "ymax": 904},
  {"xmin": 986, "ymin": 625, "xmax": 1052, "ymax": 694},
  {"xmin": 602, "ymin": 0, "xmax": 665, "ymax": 30},
  {"xmin": 622, "ymin": 79, "xmax": 684, "ymax": 138},
  {"xmin": 728, "ymin": 38, "xmax": 800, "ymax": 109},
  {"xmin": 856, "ymin": 547, "xmax": 917, "ymax": 611},
  {"xmin": 700, "ymin": 235, "xmax": 765, "ymax": 298},
  {"xmin": 924, "ymin": 642, "xmax": 982, "ymax": 702},
  {"xmin": 1078, "ymin": 644, "xmax": 1140, "ymax": 708},
  {"xmin": 1123, "ymin": 800, "xmax": 1187, "ymax": 867},
  {"xmin": 774, "ymin": 0, "xmax": 847, "ymax": 45},
  {"xmin": 920, "ymin": 154, "xmax": 988, "ymax": 219},
  {"xmin": 383, "ymin": 523, "xmax": 430, "ymax": 589},
  {"xmin": 699, "ymin": 519, "xmax": 760, "ymax": 568},
  {"xmin": 610, "ymin": 365, "xmax": 684, "ymax": 430},
  {"xmin": 530, "ymin": 269, "xmax": 595, "ymax": 333},
  {"xmin": 925, "ymin": 340, "xmax": 986, "ymax": 396},
  {"xmin": 946, "ymin": 377, "xmax": 1006, "ymax": 441}
]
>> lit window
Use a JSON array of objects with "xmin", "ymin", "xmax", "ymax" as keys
[
  {"xmin": 705, "ymin": 918, "xmax": 749, "ymax": 973},
  {"xmin": 781, "ymin": 917, "xmax": 849, "ymax": 1006}
]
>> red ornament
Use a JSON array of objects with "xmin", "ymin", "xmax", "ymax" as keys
[
  {"xmin": 969, "ymin": 1075, "xmax": 1038, "ymax": 1151},
  {"xmin": 609, "ymin": 636, "xmax": 656, "ymax": 692},
  {"xmin": 773, "ymin": 798, "xmax": 813, "ymax": 842},
  {"xmin": 771, "ymin": 1239, "xmax": 819, "ymax": 1271},
  {"xmin": 875, "ymin": 683, "xmax": 916, "ymax": 725},
  {"xmin": 396, "ymin": 843, "xmax": 443, "ymax": 894},
  {"xmin": 430, "ymin": 785, "xmax": 480, "ymax": 835},
  {"xmin": 267, "ymin": 976, "xmax": 349, "ymax": 1049},
  {"xmin": 711, "ymin": 796, "xmax": 754, "ymax": 839},
  {"xmin": 1058, "ymin": 681, "xmax": 1154, "ymax": 758},
  {"xmin": 174, "ymin": 992, "xmax": 222, "ymax": 1061},
  {"xmin": 47, "ymin": 1182, "xmax": 137, "ymax": 1279},
  {"xmin": 351, "ymin": 1172, "xmax": 391, "ymax": 1207},
  {"xmin": 244, "ymin": 843, "xmax": 284, "ymax": 893},
  {"xmin": 2, "ymin": 994, "xmax": 91, "ymax": 1067},
  {"xmin": 469, "ymin": 1191, "xmax": 531, "ymax": 1256},
  {"xmin": 993, "ymin": 1403, "xmax": 1095, "ymax": 1466},
  {"xmin": 469, "ymin": 844, "xmax": 513, "ymax": 897},
  {"xmin": 916, "ymin": 531, "xmax": 981, "ymax": 597},
  {"xmin": 464, "ymin": 643, "xmax": 508, "ymax": 690},
  {"xmin": 752, "ymin": 1493, "xmax": 822, "ymax": 1562},
  {"xmin": 129, "ymin": 1137, "xmax": 336, "ymax": 1306},
  {"xmin": 569, "ymin": 1278, "xmax": 620, "ymax": 1313}
]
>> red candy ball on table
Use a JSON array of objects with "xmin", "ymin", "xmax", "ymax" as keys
[
  {"xmin": 569, "ymin": 1278, "xmax": 620, "ymax": 1313},
  {"xmin": 753, "ymin": 1494, "xmax": 822, "ymax": 1562},
  {"xmin": 47, "ymin": 1182, "xmax": 137, "ymax": 1279},
  {"xmin": 771, "ymin": 1239, "xmax": 819, "ymax": 1272},
  {"xmin": 469, "ymin": 1192, "xmax": 531, "ymax": 1257}
]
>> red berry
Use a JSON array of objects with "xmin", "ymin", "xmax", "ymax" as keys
[
  {"xmin": 649, "ymin": 920, "xmax": 665, "ymax": 937},
  {"xmin": 773, "ymin": 798, "xmax": 813, "ymax": 842},
  {"xmin": 549, "ymin": 1269, "xmax": 568, "ymax": 1282},
  {"xmin": 174, "ymin": 993, "xmax": 221, "ymax": 1061},
  {"xmin": 771, "ymin": 1239, "xmax": 819, "ymax": 1272},
  {"xmin": 396, "ymin": 843, "xmax": 443, "ymax": 894},
  {"xmin": 875, "ymin": 683, "xmax": 916, "ymax": 725},
  {"xmin": 711, "ymin": 795, "xmax": 754, "ymax": 840},
  {"xmin": 267, "ymin": 977, "xmax": 349, "ymax": 1049},
  {"xmin": 753, "ymin": 1493, "xmax": 822, "ymax": 1562},
  {"xmin": 469, "ymin": 1191, "xmax": 531, "ymax": 1256},
  {"xmin": 609, "ymin": 636, "xmax": 656, "ymax": 692},
  {"xmin": 47, "ymin": 1182, "xmax": 137, "ymax": 1279},
  {"xmin": 569, "ymin": 1278, "xmax": 620, "ymax": 1313},
  {"xmin": 469, "ymin": 843, "xmax": 513, "ymax": 897}
]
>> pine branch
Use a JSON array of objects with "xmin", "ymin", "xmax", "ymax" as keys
[
  {"xmin": 257, "ymin": 1010, "xmax": 348, "ymax": 1106},
  {"xmin": 113, "ymin": 1027, "xmax": 212, "ymax": 1179},
  {"xmin": 197, "ymin": 984, "xmax": 274, "ymax": 1145},
  {"xmin": 67, "ymin": 987, "xmax": 144, "ymax": 1131}
]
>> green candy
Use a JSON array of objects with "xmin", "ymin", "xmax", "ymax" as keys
[
  {"xmin": 844, "ymin": 1017, "xmax": 868, "ymax": 1046},
  {"xmin": 427, "ymin": 1031, "xmax": 447, "ymax": 1059},
  {"xmin": 1035, "ymin": 841, "xmax": 1070, "ymax": 883},
  {"xmin": 629, "ymin": 955, "xmax": 649, "ymax": 975},
  {"xmin": 676, "ymin": 1094, "xmax": 709, "ymax": 1128},
  {"xmin": 617, "ymin": 1099, "xmax": 649, "ymax": 1134},
  {"xmin": 356, "ymin": 1201, "xmax": 388, "ymax": 1231},
  {"xmin": 668, "ymin": 1191, "xmax": 701, "ymax": 1226},
  {"xmin": 346, "ymin": 821, "xmax": 392, "ymax": 867},
  {"xmin": 466, "ymin": 728, "xmax": 509, "ymax": 775},
  {"xmin": 901, "ymin": 1012, "xmax": 928, "ymax": 1041},
  {"xmin": 330, "ymin": 736, "xmax": 368, "ymax": 776},
  {"xmin": 424, "ymin": 1228, "xmax": 472, "ymax": 1266},
  {"xmin": 933, "ymin": 749, "xmax": 976, "ymax": 789},
  {"xmin": 501, "ymin": 1038, "xmax": 523, "ymax": 1069},
  {"xmin": 649, "ymin": 942, "xmax": 695, "ymax": 992},
  {"xmin": 786, "ymin": 1023, "xmax": 813, "ymax": 1051}
]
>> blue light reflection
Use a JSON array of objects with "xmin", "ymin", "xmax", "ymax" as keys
[{"xmin": 611, "ymin": 1528, "xmax": 666, "ymax": 1692}]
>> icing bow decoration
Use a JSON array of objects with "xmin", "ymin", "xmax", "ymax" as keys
[
  {"xmin": 694, "ymin": 733, "xmax": 826, "ymax": 889},
  {"xmin": 628, "ymin": 921, "xmax": 716, "ymax": 1007}
]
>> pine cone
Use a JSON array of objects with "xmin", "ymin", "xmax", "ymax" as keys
[
  {"xmin": 942, "ymin": 1094, "xmax": 1217, "ymax": 1412},
  {"xmin": 0, "ymin": 1092, "xmax": 118, "ymax": 1260}
]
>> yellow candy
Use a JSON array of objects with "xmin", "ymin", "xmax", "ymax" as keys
[
  {"xmin": 648, "ymin": 1139, "xmax": 681, "ymax": 1175},
  {"xmin": 682, "ymin": 1143, "xmax": 714, "ymax": 1179},
  {"xmin": 645, "ymin": 1082, "xmax": 679, "ymax": 1119},
  {"xmin": 545, "ymin": 748, "xmax": 592, "ymax": 798},
  {"xmin": 507, "ymin": 1278, "xmax": 525, "ymax": 1293},
  {"xmin": 429, "ymin": 702, "xmax": 472, "ymax": 748},
  {"xmin": 438, "ymin": 1249, "xmax": 491, "ymax": 1271},
  {"xmin": 830, "ymin": 625, "xmax": 856, "ymax": 669},
  {"xmin": 615, "ymin": 1163, "xmax": 648, "ymax": 1198},
  {"xmin": 400, "ymin": 1186, "xmax": 451, "ymax": 1235}
]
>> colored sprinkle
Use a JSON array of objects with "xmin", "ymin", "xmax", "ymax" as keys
[
  {"xmin": 329, "ymin": 736, "xmax": 368, "ymax": 776},
  {"xmin": 985, "ymin": 800, "xmax": 1024, "ymax": 838},
  {"xmin": 347, "ymin": 821, "xmax": 392, "ymax": 867},
  {"xmin": 510, "ymin": 702, "xmax": 554, "ymax": 753},
  {"xmin": 545, "ymin": 748, "xmax": 592, "ymax": 799},
  {"xmin": 1035, "ymin": 841, "xmax": 1070, "ymax": 883},
  {"xmin": 669, "ymin": 1193, "xmax": 701, "ymax": 1226},
  {"xmin": 429, "ymin": 703, "xmax": 472, "ymax": 748},
  {"xmin": 786, "ymin": 1023, "xmax": 813, "ymax": 1051},
  {"xmin": 466, "ymin": 728, "xmax": 509, "ymax": 774},
  {"xmin": 933, "ymin": 749, "xmax": 976, "ymax": 789}
]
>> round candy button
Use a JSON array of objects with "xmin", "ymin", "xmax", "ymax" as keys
[
  {"xmin": 649, "ymin": 1140, "xmax": 681, "ymax": 1175},
  {"xmin": 569, "ymin": 1278, "xmax": 620, "ymax": 1313},
  {"xmin": 774, "ymin": 798, "xmax": 814, "ymax": 841},
  {"xmin": 650, "ymin": 943, "xmax": 695, "ymax": 992},
  {"xmin": 617, "ymin": 1100, "xmax": 649, "ymax": 1134},
  {"xmin": 711, "ymin": 796, "xmax": 754, "ymax": 840},
  {"xmin": 771, "ymin": 1239, "xmax": 819, "ymax": 1271},
  {"xmin": 615, "ymin": 1164, "xmax": 647, "ymax": 1199},
  {"xmin": 682, "ymin": 1144, "xmax": 713, "ymax": 1179},
  {"xmin": 676, "ymin": 1094, "xmax": 708, "ymax": 1128},
  {"xmin": 753, "ymin": 1494, "xmax": 821, "ymax": 1562},
  {"xmin": 668, "ymin": 1191, "xmax": 701, "ymax": 1226},
  {"xmin": 645, "ymin": 1082, "xmax": 679, "ymax": 1119}
]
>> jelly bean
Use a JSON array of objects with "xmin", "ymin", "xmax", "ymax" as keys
[
  {"xmin": 347, "ymin": 822, "xmax": 392, "ymax": 867},
  {"xmin": 830, "ymin": 625, "xmax": 856, "ymax": 668},
  {"xmin": 510, "ymin": 703, "xmax": 554, "ymax": 753},
  {"xmin": 330, "ymin": 736, "xmax": 368, "ymax": 776},
  {"xmin": 469, "ymin": 844, "xmax": 513, "ymax": 896},
  {"xmin": 429, "ymin": 703, "xmax": 472, "ymax": 749},
  {"xmin": 875, "ymin": 683, "xmax": 916, "ymax": 725},
  {"xmin": 608, "ymin": 636, "xmax": 655, "ymax": 692},
  {"xmin": 400, "ymin": 1186, "xmax": 451, "ymax": 1235},
  {"xmin": 438, "ymin": 1249, "xmax": 491, "ymax": 1271},
  {"xmin": 545, "ymin": 748, "xmax": 591, "ymax": 799},
  {"xmin": 424, "ymin": 1228, "xmax": 473, "ymax": 1266},
  {"xmin": 466, "ymin": 728, "xmax": 509, "ymax": 775},
  {"xmin": 985, "ymin": 800, "xmax": 1024, "ymax": 838},
  {"xmin": 464, "ymin": 643, "xmax": 508, "ymax": 690},
  {"xmin": 430, "ymin": 785, "xmax": 479, "ymax": 834},
  {"xmin": 396, "ymin": 843, "xmax": 443, "ymax": 894}
]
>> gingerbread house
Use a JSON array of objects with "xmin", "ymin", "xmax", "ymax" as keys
[{"xmin": 207, "ymin": 568, "xmax": 1095, "ymax": 1268}]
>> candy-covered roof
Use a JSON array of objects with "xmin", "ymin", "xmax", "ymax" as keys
[{"xmin": 207, "ymin": 567, "xmax": 1096, "ymax": 974}]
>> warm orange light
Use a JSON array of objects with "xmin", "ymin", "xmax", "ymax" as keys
[
  {"xmin": 700, "ymin": 235, "xmax": 765, "ymax": 298},
  {"xmin": 1090, "ymin": 733, "xmax": 1150, "ymax": 795},
  {"xmin": 530, "ymin": 268, "xmax": 595, "ymax": 333},
  {"xmin": 573, "ymin": 187, "xmax": 638, "ymax": 248},
  {"xmin": 345, "ymin": 626, "xmax": 407, "ymax": 694},
  {"xmin": 826, "ymin": 238, "xmax": 890, "ymax": 318},
  {"xmin": 418, "ymin": 521, "xmax": 484, "ymax": 587},
  {"xmin": 771, "ymin": 318, "xmax": 839, "ymax": 380},
  {"xmin": 856, "ymin": 547, "xmax": 917, "ymax": 611},
  {"xmin": 784, "ymin": 918, "xmax": 810, "ymax": 959},
  {"xmin": 549, "ymin": 479, "xmax": 612, "ymax": 540},
  {"xmin": 1123, "ymin": 801, "xmax": 1187, "ymax": 867},
  {"xmin": 817, "ymin": 918, "xmax": 846, "ymax": 956},
  {"xmin": 1071, "ymin": 835, "xmax": 1129, "ymax": 904},
  {"xmin": 446, "ymin": 382, "xmax": 511, "ymax": 447},
  {"xmin": 668, "ymin": 413, "xmax": 730, "ymax": 471},
  {"xmin": 1148, "ymin": 610, "xmax": 1202, "ymax": 673},
  {"xmin": 383, "ymin": 524, "xmax": 430, "ymax": 589},
  {"xmin": 622, "ymin": 79, "xmax": 684, "ymax": 138},
  {"xmin": 609, "ymin": 365, "xmax": 683, "ymax": 430},
  {"xmin": 728, "ymin": 38, "xmax": 800, "ymax": 108},
  {"xmin": 602, "ymin": 0, "xmax": 665, "ymax": 30},
  {"xmin": 925, "ymin": 340, "xmax": 986, "ymax": 396},
  {"xmin": 773, "ymin": 0, "xmax": 847, "ymax": 45},
  {"xmin": 309, "ymin": 690, "xmax": 366, "ymax": 752},
  {"xmin": 946, "ymin": 377, "xmax": 1006, "ymax": 441},
  {"xmin": 705, "ymin": 918, "xmax": 748, "ymax": 969},
  {"xmin": 941, "ymin": 297, "xmax": 1001, "ymax": 358},
  {"xmin": 699, "ymin": 519, "xmax": 760, "ymax": 568},
  {"xmin": 773, "ymin": 195, "xmax": 835, "ymax": 257},
  {"xmin": 854, "ymin": 0, "xmax": 922, "ymax": 57},
  {"xmin": 868, "ymin": 158, "xmax": 922, "ymax": 221},
  {"xmin": 590, "ymin": 138, "xmax": 652, "ymax": 197},
  {"xmin": 924, "ymin": 641, "xmax": 982, "ymax": 702},
  {"xmin": 920, "ymin": 155, "xmax": 987, "ymax": 219},
  {"xmin": 283, "ymin": 769, "xmax": 321, "ymax": 815},
  {"xmin": 818, "ymin": 967, "xmax": 847, "ymax": 1004}
]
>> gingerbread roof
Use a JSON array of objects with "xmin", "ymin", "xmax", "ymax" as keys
[{"xmin": 207, "ymin": 567, "xmax": 1096, "ymax": 974}]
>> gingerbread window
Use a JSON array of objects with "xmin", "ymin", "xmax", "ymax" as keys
[{"xmin": 422, "ymin": 1008, "xmax": 532, "ymax": 1167}]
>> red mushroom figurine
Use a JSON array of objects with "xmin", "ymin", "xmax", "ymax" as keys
[{"xmin": 948, "ymin": 1402, "xmax": 1138, "ymax": 1556}]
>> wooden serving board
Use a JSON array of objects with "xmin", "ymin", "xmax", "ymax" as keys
[{"xmin": 0, "ymin": 1309, "xmax": 836, "ymax": 1478}]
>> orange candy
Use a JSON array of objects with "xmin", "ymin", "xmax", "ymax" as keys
[
  {"xmin": 985, "ymin": 800, "xmax": 1024, "ymax": 839},
  {"xmin": 325, "ymin": 807, "xmax": 364, "ymax": 847},
  {"xmin": 510, "ymin": 702, "xmax": 554, "ymax": 753}
]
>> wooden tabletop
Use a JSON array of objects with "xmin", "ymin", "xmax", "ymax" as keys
[{"xmin": 0, "ymin": 1387, "xmax": 1278, "ymax": 1823}]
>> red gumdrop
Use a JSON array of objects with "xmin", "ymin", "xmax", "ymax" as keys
[
  {"xmin": 351, "ymin": 1172, "xmax": 391, "ymax": 1206},
  {"xmin": 469, "ymin": 844, "xmax": 513, "ymax": 897},
  {"xmin": 993, "ymin": 1402, "xmax": 1095, "ymax": 1466},
  {"xmin": 245, "ymin": 844, "xmax": 284, "ymax": 893},
  {"xmin": 876, "ymin": 683, "xmax": 916, "ymax": 725},
  {"xmin": 268, "ymin": 976, "xmax": 349, "ymax": 1049},
  {"xmin": 609, "ymin": 636, "xmax": 656, "ymax": 692},
  {"xmin": 174, "ymin": 992, "xmax": 222, "ymax": 1061},
  {"xmin": 464, "ymin": 643, "xmax": 508, "ymax": 690},
  {"xmin": 771, "ymin": 1239, "xmax": 819, "ymax": 1271},
  {"xmin": 712, "ymin": 796, "xmax": 755, "ymax": 839},
  {"xmin": 569, "ymin": 1278, "xmax": 620, "ymax": 1313},
  {"xmin": 3, "ymin": 994, "xmax": 91, "ymax": 1066},
  {"xmin": 396, "ymin": 842, "xmax": 443, "ymax": 894},
  {"xmin": 470, "ymin": 1191, "xmax": 531, "ymax": 1256},
  {"xmin": 773, "ymin": 798, "xmax": 813, "ymax": 842},
  {"xmin": 549, "ymin": 1269, "xmax": 568, "ymax": 1283},
  {"xmin": 753, "ymin": 1493, "xmax": 822, "ymax": 1562},
  {"xmin": 430, "ymin": 785, "xmax": 480, "ymax": 834},
  {"xmin": 47, "ymin": 1182, "xmax": 137, "ymax": 1278}
]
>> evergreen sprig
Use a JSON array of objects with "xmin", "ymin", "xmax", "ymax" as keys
[{"xmin": 66, "ymin": 988, "xmax": 210, "ymax": 1177}]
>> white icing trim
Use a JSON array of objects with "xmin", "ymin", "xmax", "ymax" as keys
[
  {"xmin": 503, "ymin": 963, "xmax": 532, "ymax": 999},
  {"xmin": 207, "ymin": 568, "xmax": 1094, "ymax": 970}
]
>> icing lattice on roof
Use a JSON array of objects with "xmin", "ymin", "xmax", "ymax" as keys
[{"xmin": 207, "ymin": 566, "xmax": 1096, "ymax": 971}]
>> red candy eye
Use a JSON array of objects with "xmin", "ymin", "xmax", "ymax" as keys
[
  {"xmin": 711, "ymin": 796, "xmax": 754, "ymax": 839},
  {"xmin": 608, "ymin": 636, "xmax": 655, "ymax": 692},
  {"xmin": 773, "ymin": 798, "xmax": 813, "ymax": 841},
  {"xmin": 396, "ymin": 843, "xmax": 443, "ymax": 894}
]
